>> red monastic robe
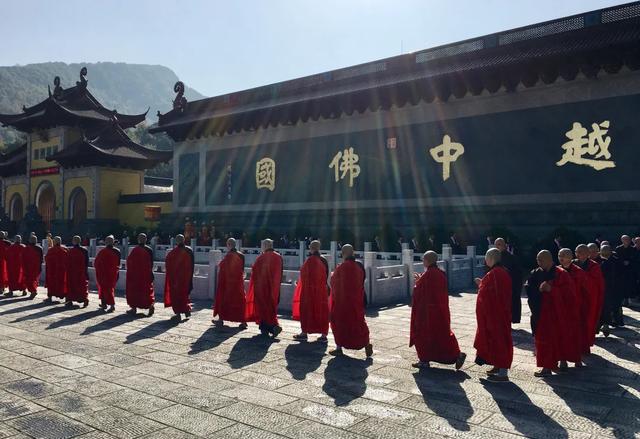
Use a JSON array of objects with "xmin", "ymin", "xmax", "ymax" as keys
[
  {"xmin": 245, "ymin": 250, "xmax": 282, "ymax": 326},
  {"xmin": 474, "ymin": 265, "xmax": 513, "ymax": 369},
  {"xmin": 410, "ymin": 265, "xmax": 461, "ymax": 363},
  {"xmin": 0, "ymin": 239, "xmax": 11, "ymax": 290},
  {"xmin": 329, "ymin": 258, "xmax": 370, "ymax": 350},
  {"xmin": 6, "ymin": 243, "xmax": 25, "ymax": 292},
  {"xmin": 95, "ymin": 246, "xmax": 121, "ymax": 306},
  {"xmin": 535, "ymin": 267, "xmax": 581, "ymax": 369},
  {"xmin": 45, "ymin": 245, "xmax": 68, "ymax": 299},
  {"xmin": 580, "ymin": 259, "xmax": 605, "ymax": 347},
  {"xmin": 67, "ymin": 246, "xmax": 89, "ymax": 303},
  {"xmin": 126, "ymin": 245, "xmax": 155, "ymax": 309},
  {"xmin": 213, "ymin": 250, "xmax": 246, "ymax": 323},
  {"xmin": 292, "ymin": 253, "xmax": 329, "ymax": 335},
  {"xmin": 22, "ymin": 244, "xmax": 43, "ymax": 294},
  {"xmin": 164, "ymin": 245, "xmax": 194, "ymax": 314},
  {"xmin": 564, "ymin": 264, "xmax": 590, "ymax": 354}
]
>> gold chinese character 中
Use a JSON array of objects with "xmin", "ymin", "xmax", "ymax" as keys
[
  {"xmin": 329, "ymin": 147, "xmax": 361, "ymax": 187},
  {"xmin": 556, "ymin": 121, "xmax": 615, "ymax": 170},
  {"xmin": 429, "ymin": 135, "xmax": 464, "ymax": 181},
  {"xmin": 256, "ymin": 157, "xmax": 276, "ymax": 191}
]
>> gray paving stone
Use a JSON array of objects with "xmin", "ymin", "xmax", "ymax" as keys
[
  {"xmin": 137, "ymin": 427, "xmax": 199, "ymax": 438},
  {"xmin": 214, "ymin": 401, "xmax": 304, "ymax": 432},
  {"xmin": 211, "ymin": 423, "xmax": 286, "ymax": 439},
  {"xmin": 97, "ymin": 388, "xmax": 175, "ymax": 414},
  {"xmin": 146, "ymin": 404, "xmax": 235, "ymax": 436},
  {"xmin": 6, "ymin": 411, "xmax": 93, "ymax": 439},
  {"xmin": 282, "ymin": 419, "xmax": 365, "ymax": 439},
  {"xmin": 82, "ymin": 411, "xmax": 165, "ymax": 439},
  {"xmin": 156, "ymin": 386, "xmax": 236, "ymax": 412},
  {"xmin": 2, "ymin": 378, "xmax": 66, "ymax": 400},
  {"xmin": 219, "ymin": 384, "xmax": 298, "ymax": 407}
]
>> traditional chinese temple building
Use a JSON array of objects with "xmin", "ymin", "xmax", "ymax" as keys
[
  {"xmin": 154, "ymin": 2, "xmax": 640, "ymax": 248},
  {"xmin": 0, "ymin": 67, "xmax": 172, "ymax": 236}
]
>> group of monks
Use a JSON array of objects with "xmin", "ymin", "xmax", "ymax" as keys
[
  {"xmin": 411, "ymin": 236, "xmax": 635, "ymax": 382},
  {"xmin": 214, "ymin": 238, "xmax": 373, "ymax": 356},
  {"xmin": 1, "ymin": 230, "xmax": 636, "ymax": 377}
]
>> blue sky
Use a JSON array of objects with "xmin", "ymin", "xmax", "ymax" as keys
[{"xmin": 0, "ymin": 0, "xmax": 627, "ymax": 97}]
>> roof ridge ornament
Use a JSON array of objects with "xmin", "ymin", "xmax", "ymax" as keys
[
  {"xmin": 51, "ymin": 76, "xmax": 63, "ymax": 99},
  {"xmin": 173, "ymin": 81, "xmax": 187, "ymax": 111},
  {"xmin": 77, "ymin": 67, "xmax": 88, "ymax": 88}
]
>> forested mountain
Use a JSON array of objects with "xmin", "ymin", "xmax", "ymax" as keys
[{"xmin": 0, "ymin": 62, "xmax": 203, "ymax": 147}]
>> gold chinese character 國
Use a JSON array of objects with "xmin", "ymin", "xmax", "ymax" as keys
[
  {"xmin": 255, "ymin": 157, "xmax": 276, "ymax": 191},
  {"xmin": 329, "ymin": 147, "xmax": 361, "ymax": 187},
  {"xmin": 556, "ymin": 121, "xmax": 615, "ymax": 171},
  {"xmin": 429, "ymin": 135, "xmax": 464, "ymax": 181}
]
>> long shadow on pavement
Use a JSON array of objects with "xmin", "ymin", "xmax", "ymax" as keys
[
  {"xmin": 10, "ymin": 304, "xmax": 72, "ymax": 323},
  {"xmin": 81, "ymin": 313, "xmax": 134, "ymax": 336},
  {"xmin": 547, "ymin": 353, "xmax": 639, "ymax": 439},
  {"xmin": 189, "ymin": 325, "xmax": 243, "ymax": 355},
  {"xmin": 481, "ymin": 379, "xmax": 569, "ymax": 438},
  {"xmin": 124, "ymin": 318, "xmax": 180, "ymax": 344},
  {"xmin": 46, "ymin": 309, "xmax": 104, "ymax": 330},
  {"xmin": 413, "ymin": 368, "xmax": 472, "ymax": 431},
  {"xmin": 322, "ymin": 355, "xmax": 371, "ymax": 406},
  {"xmin": 227, "ymin": 334, "xmax": 274, "ymax": 369},
  {"xmin": 284, "ymin": 340, "xmax": 326, "ymax": 380},
  {"xmin": 0, "ymin": 299, "xmax": 49, "ymax": 316}
]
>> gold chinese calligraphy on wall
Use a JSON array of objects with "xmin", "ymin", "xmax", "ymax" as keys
[
  {"xmin": 329, "ymin": 147, "xmax": 361, "ymax": 187},
  {"xmin": 256, "ymin": 157, "xmax": 276, "ymax": 191},
  {"xmin": 429, "ymin": 135, "xmax": 464, "ymax": 181},
  {"xmin": 556, "ymin": 121, "xmax": 615, "ymax": 170}
]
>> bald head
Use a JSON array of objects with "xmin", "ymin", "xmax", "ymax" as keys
[
  {"xmin": 0, "ymin": 231, "xmax": 5, "ymax": 239},
  {"xmin": 105, "ymin": 235, "xmax": 115, "ymax": 246},
  {"xmin": 341, "ymin": 244, "xmax": 354, "ymax": 258},
  {"xmin": 53, "ymin": 236, "xmax": 62, "ymax": 246},
  {"xmin": 14, "ymin": 235, "xmax": 21, "ymax": 244},
  {"xmin": 227, "ymin": 237, "xmax": 236, "ymax": 249},
  {"xmin": 175, "ymin": 234, "xmax": 185, "ymax": 245},
  {"xmin": 423, "ymin": 250, "xmax": 438, "ymax": 266},
  {"xmin": 600, "ymin": 245, "xmax": 612, "ymax": 258},
  {"xmin": 262, "ymin": 239, "xmax": 273, "ymax": 252},
  {"xmin": 309, "ymin": 240, "xmax": 321, "ymax": 252},
  {"xmin": 485, "ymin": 248, "xmax": 501, "ymax": 268},
  {"xmin": 575, "ymin": 244, "xmax": 589, "ymax": 262},
  {"xmin": 537, "ymin": 250, "xmax": 554, "ymax": 271},
  {"xmin": 558, "ymin": 248, "xmax": 574, "ymax": 268},
  {"xmin": 621, "ymin": 235, "xmax": 632, "ymax": 247},
  {"xmin": 494, "ymin": 237, "xmax": 506, "ymax": 252},
  {"xmin": 72, "ymin": 235, "xmax": 81, "ymax": 245},
  {"xmin": 137, "ymin": 233, "xmax": 147, "ymax": 245}
]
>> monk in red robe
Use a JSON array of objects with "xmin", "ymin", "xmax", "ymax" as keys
[
  {"xmin": 126, "ymin": 233, "xmax": 155, "ymax": 316},
  {"xmin": 45, "ymin": 236, "xmax": 68, "ymax": 303},
  {"xmin": 95, "ymin": 236, "xmax": 121, "ymax": 313},
  {"xmin": 532, "ymin": 250, "xmax": 580, "ymax": 377},
  {"xmin": 329, "ymin": 244, "xmax": 373, "ymax": 357},
  {"xmin": 0, "ymin": 231, "xmax": 11, "ymax": 295},
  {"xmin": 292, "ymin": 240, "xmax": 329, "ymax": 342},
  {"xmin": 574, "ymin": 244, "xmax": 605, "ymax": 346},
  {"xmin": 22, "ymin": 235, "xmax": 43, "ymax": 300},
  {"xmin": 213, "ymin": 238, "xmax": 247, "ymax": 329},
  {"xmin": 410, "ymin": 251, "xmax": 466, "ymax": 369},
  {"xmin": 474, "ymin": 248, "xmax": 513, "ymax": 382},
  {"xmin": 245, "ymin": 239, "xmax": 283, "ymax": 337},
  {"xmin": 5, "ymin": 235, "xmax": 26, "ymax": 297},
  {"xmin": 164, "ymin": 234, "xmax": 193, "ymax": 321},
  {"xmin": 558, "ymin": 248, "xmax": 589, "ymax": 363},
  {"xmin": 66, "ymin": 235, "xmax": 89, "ymax": 308}
]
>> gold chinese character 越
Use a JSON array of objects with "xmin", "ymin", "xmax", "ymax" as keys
[
  {"xmin": 429, "ymin": 135, "xmax": 464, "ymax": 181},
  {"xmin": 329, "ymin": 147, "xmax": 361, "ymax": 187},
  {"xmin": 255, "ymin": 157, "xmax": 276, "ymax": 191},
  {"xmin": 556, "ymin": 121, "xmax": 615, "ymax": 170}
]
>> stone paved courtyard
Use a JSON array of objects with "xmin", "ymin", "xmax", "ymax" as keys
[{"xmin": 0, "ymin": 288, "xmax": 638, "ymax": 439}]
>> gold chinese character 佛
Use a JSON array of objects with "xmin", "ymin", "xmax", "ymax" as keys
[
  {"xmin": 256, "ymin": 157, "xmax": 276, "ymax": 191},
  {"xmin": 329, "ymin": 147, "xmax": 361, "ymax": 187},
  {"xmin": 429, "ymin": 135, "xmax": 464, "ymax": 181},
  {"xmin": 556, "ymin": 121, "xmax": 615, "ymax": 170}
]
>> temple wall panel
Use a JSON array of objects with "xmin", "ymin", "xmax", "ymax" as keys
[{"xmin": 98, "ymin": 169, "xmax": 144, "ymax": 220}]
